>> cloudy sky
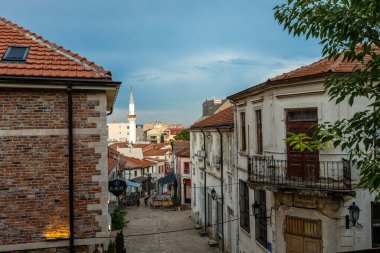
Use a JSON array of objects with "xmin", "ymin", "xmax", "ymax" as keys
[{"xmin": 2, "ymin": 0, "xmax": 322, "ymax": 126}]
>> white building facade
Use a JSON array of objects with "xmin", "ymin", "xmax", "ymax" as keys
[
  {"xmin": 227, "ymin": 64, "xmax": 378, "ymax": 252},
  {"xmin": 190, "ymin": 107, "xmax": 237, "ymax": 252}
]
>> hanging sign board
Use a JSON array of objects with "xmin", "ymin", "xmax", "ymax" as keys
[{"xmin": 109, "ymin": 179, "xmax": 127, "ymax": 197}]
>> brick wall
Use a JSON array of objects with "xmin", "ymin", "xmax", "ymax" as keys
[{"xmin": 0, "ymin": 88, "xmax": 109, "ymax": 250}]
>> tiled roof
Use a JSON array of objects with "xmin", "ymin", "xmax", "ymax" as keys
[
  {"xmin": 123, "ymin": 157, "xmax": 156, "ymax": 169},
  {"xmin": 191, "ymin": 106, "xmax": 234, "ymax": 129},
  {"xmin": 0, "ymin": 17, "xmax": 111, "ymax": 79},
  {"xmin": 143, "ymin": 148, "xmax": 170, "ymax": 157},
  {"xmin": 176, "ymin": 143, "xmax": 190, "ymax": 157},
  {"xmin": 109, "ymin": 142, "xmax": 129, "ymax": 149},
  {"xmin": 108, "ymin": 157, "xmax": 118, "ymax": 174},
  {"xmin": 268, "ymin": 47, "xmax": 379, "ymax": 82}
]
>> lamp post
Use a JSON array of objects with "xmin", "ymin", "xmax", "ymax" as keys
[
  {"xmin": 147, "ymin": 173, "xmax": 152, "ymax": 197},
  {"xmin": 346, "ymin": 202, "xmax": 361, "ymax": 228}
]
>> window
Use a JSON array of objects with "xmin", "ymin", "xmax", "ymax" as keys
[
  {"xmin": 255, "ymin": 190, "xmax": 267, "ymax": 247},
  {"xmin": 193, "ymin": 184, "xmax": 196, "ymax": 206},
  {"xmin": 2, "ymin": 46, "xmax": 29, "ymax": 63},
  {"xmin": 287, "ymin": 108, "xmax": 317, "ymax": 121},
  {"xmin": 240, "ymin": 112, "xmax": 246, "ymax": 151},
  {"xmin": 184, "ymin": 162, "xmax": 190, "ymax": 174},
  {"xmin": 193, "ymin": 166, "xmax": 195, "ymax": 175},
  {"xmin": 134, "ymin": 171, "xmax": 137, "ymax": 177},
  {"xmin": 256, "ymin": 110, "xmax": 263, "ymax": 154},
  {"xmin": 372, "ymin": 202, "xmax": 380, "ymax": 247},
  {"xmin": 239, "ymin": 180, "xmax": 250, "ymax": 233}
]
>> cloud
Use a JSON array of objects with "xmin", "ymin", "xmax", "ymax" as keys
[{"xmin": 112, "ymin": 50, "xmax": 319, "ymax": 125}]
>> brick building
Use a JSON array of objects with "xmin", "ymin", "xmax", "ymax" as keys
[{"xmin": 0, "ymin": 18, "xmax": 120, "ymax": 252}]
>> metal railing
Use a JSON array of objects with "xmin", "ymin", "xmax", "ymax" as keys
[{"xmin": 248, "ymin": 157, "xmax": 352, "ymax": 191}]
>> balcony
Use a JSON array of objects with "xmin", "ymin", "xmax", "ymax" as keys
[{"xmin": 248, "ymin": 156, "xmax": 352, "ymax": 193}]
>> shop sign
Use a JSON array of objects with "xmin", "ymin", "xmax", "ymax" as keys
[
  {"xmin": 109, "ymin": 179, "xmax": 126, "ymax": 197},
  {"xmin": 293, "ymin": 195, "xmax": 317, "ymax": 209}
]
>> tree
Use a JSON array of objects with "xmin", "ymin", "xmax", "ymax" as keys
[
  {"xmin": 173, "ymin": 130, "xmax": 190, "ymax": 141},
  {"xmin": 274, "ymin": 0, "xmax": 380, "ymax": 198}
]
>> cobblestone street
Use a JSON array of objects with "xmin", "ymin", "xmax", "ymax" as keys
[{"xmin": 123, "ymin": 200, "xmax": 221, "ymax": 253}]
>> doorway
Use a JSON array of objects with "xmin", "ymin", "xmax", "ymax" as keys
[
  {"xmin": 285, "ymin": 216, "xmax": 322, "ymax": 253},
  {"xmin": 286, "ymin": 108, "xmax": 319, "ymax": 179}
]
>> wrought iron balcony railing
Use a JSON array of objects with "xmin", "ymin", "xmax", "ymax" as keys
[{"xmin": 248, "ymin": 156, "xmax": 352, "ymax": 191}]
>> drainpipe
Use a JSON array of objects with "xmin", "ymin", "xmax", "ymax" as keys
[
  {"xmin": 232, "ymin": 101, "xmax": 240, "ymax": 253},
  {"xmin": 216, "ymin": 128, "xmax": 224, "ymax": 253},
  {"xmin": 200, "ymin": 129, "xmax": 207, "ymax": 231},
  {"xmin": 67, "ymin": 82, "xmax": 75, "ymax": 253}
]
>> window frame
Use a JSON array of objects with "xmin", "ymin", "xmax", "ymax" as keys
[
  {"xmin": 2, "ymin": 46, "xmax": 30, "ymax": 63},
  {"xmin": 255, "ymin": 190, "xmax": 267, "ymax": 248},
  {"xmin": 255, "ymin": 110, "xmax": 263, "ymax": 154},
  {"xmin": 239, "ymin": 180, "xmax": 250, "ymax": 233},
  {"xmin": 240, "ymin": 112, "xmax": 247, "ymax": 151},
  {"xmin": 372, "ymin": 202, "xmax": 380, "ymax": 248},
  {"xmin": 184, "ymin": 162, "xmax": 190, "ymax": 174}
]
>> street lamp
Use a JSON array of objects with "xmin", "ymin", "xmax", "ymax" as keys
[
  {"xmin": 346, "ymin": 202, "xmax": 361, "ymax": 228},
  {"xmin": 147, "ymin": 173, "xmax": 152, "ymax": 197},
  {"xmin": 251, "ymin": 201, "xmax": 271, "ymax": 219},
  {"xmin": 211, "ymin": 188, "xmax": 217, "ymax": 200},
  {"xmin": 251, "ymin": 201, "xmax": 261, "ymax": 218}
]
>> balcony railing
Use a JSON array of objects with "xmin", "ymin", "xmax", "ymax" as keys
[{"xmin": 248, "ymin": 157, "xmax": 352, "ymax": 191}]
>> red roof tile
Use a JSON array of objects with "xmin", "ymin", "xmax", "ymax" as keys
[
  {"xmin": 268, "ymin": 47, "xmax": 380, "ymax": 82},
  {"xmin": 0, "ymin": 17, "xmax": 112, "ymax": 79},
  {"xmin": 108, "ymin": 157, "xmax": 118, "ymax": 174},
  {"xmin": 191, "ymin": 106, "xmax": 234, "ymax": 128},
  {"xmin": 143, "ymin": 149, "xmax": 170, "ymax": 157},
  {"xmin": 176, "ymin": 143, "xmax": 190, "ymax": 157},
  {"xmin": 123, "ymin": 157, "xmax": 156, "ymax": 169}
]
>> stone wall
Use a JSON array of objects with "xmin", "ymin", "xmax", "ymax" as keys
[{"xmin": 0, "ymin": 88, "xmax": 109, "ymax": 251}]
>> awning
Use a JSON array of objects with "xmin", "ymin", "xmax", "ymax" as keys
[
  {"xmin": 158, "ymin": 173, "xmax": 176, "ymax": 185},
  {"xmin": 126, "ymin": 181, "xmax": 141, "ymax": 188},
  {"xmin": 131, "ymin": 176, "xmax": 147, "ymax": 183}
]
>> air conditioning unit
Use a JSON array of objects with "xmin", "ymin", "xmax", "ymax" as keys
[{"xmin": 214, "ymin": 163, "xmax": 220, "ymax": 170}]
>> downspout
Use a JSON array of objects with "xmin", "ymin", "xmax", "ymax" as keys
[
  {"xmin": 232, "ymin": 101, "xmax": 240, "ymax": 253},
  {"xmin": 67, "ymin": 82, "xmax": 75, "ymax": 253},
  {"xmin": 106, "ymin": 106, "xmax": 113, "ymax": 116},
  {"xmin": 200, "ymin": 129, "xmax": 207, "ymax": 231},
  {"xmin": 217, "ymin": 128, "xmax": 224, "ymax": 253}
]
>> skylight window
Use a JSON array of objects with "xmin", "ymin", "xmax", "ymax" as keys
[{"xmin": 2, "ymin": 46, "xmax": 29, "ymax": 63}]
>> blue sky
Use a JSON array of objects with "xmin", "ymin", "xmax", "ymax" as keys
[{"xmin": 2, "ymin": 0, "xmax": 322, "ymax": 126}]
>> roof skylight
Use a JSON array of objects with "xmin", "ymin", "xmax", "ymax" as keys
[{"xmin": 2, "ymin": 46, "xmax": 29, "ymax": 63}]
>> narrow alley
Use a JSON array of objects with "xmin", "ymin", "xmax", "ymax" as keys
[{"xmin": 123, "ymin": 201, "xmax": 221, "ymax": 253}]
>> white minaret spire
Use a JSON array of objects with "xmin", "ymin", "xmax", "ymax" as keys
[{"xmin": 128, "ymin": 86, "xmax": 137, "ymax": 144}]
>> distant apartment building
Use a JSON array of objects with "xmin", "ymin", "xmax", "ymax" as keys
[{"xmin": 143, "ymin": 121, "xmax": 185, "ymax": 143}]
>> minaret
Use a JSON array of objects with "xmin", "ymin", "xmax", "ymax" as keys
[{"xmin": 128, "ymin": 87, "xmax": 137, "ymax": 144}]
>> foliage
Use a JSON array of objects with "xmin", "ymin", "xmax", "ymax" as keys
[
  {"xmin": 275, "ymin": 0, "xmax": 380, "ymax": 198},
  {"xmin": 173, "ymin": 130, "xmax": 190, "ymax": 141},
  {"xmin": 115, "ymin": 231, "xmax": 126, "ymax": 253},
  {"xmin": 285, "ymin": 132, "xmax": 332, "ymax": 152},
  {"xmin": 111, "ymin": 205, "xmax": 127, "ymax": 230},
  {"xmin": 107, "ymin": 241, "xmax": 116, "ymax": 253}
]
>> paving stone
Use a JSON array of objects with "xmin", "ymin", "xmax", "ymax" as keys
[{"xmin": 124, "ymin": 198, "xmax": 220, "ymax": 253}]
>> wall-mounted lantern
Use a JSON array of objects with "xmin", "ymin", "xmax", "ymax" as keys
[
  {"xmin": 251, "ymin": 201, "xmax": 271, "ymax": 219},
  {"xmin": 345, "ymin": 202, "xmax": 360, "ymax": 229},
  {"xmin": 210, "ymin": 188, "xmax": 222, "ymax": 200}
]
